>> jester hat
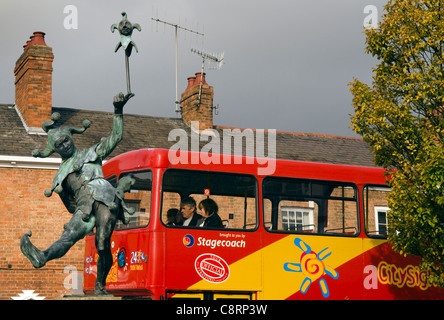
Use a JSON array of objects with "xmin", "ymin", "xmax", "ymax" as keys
[{"xmin": 32, "ymin": 112, "xmax": 91, "ymax": 158}]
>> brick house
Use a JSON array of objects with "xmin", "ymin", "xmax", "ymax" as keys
[{"xmin": 0, "ymin": 32, "xmax": 377, "ymax": 300}]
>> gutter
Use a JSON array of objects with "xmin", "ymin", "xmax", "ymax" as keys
[{"xmin": 0, "ymin": 155, "xmax": 61, "ymax": 169}]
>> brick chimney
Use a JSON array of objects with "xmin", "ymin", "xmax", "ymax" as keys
[
  {"xmin": 180, "ymin": 72, "xmax": 214, "ymax": 131},
  {"xmin": 14, "ymin": 31, "xmax": 54, "ymax": 133}
]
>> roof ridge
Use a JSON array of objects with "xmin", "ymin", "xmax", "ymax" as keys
[
  {"xmin": 52, "ymin": 106, "xmax": 184, "ymax": 121},
  {"xmin": 214, "ymin": 125, "xmax": 363, "ymax": 141}
]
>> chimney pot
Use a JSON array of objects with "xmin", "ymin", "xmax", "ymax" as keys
[
  {"xmin": 194, "ymin": 72, "xmax": 207, "ymax": 86},
  {"xmin": 186, "ymin": 76, "xmax": 196, "ymax": 90},
  {"xmin": 23, "ymin": 32, "xmax": 47, "ymax": 51},
  {"xmin": 31, "ymin": 31, "xmax": 47, "ymax": 46}
]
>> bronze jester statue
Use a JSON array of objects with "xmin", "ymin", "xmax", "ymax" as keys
[{"xmin": 20, "ymin": 92, "xmax": 135, "ymax": 295}]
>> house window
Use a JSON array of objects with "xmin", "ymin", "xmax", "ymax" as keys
[
  {"xmin": 281, "ymin": 206, "xmax": 314, "ymax": 232},
  {"xmin": 375, "ymin": 206, "xmax": 389, "ymax": 236}
]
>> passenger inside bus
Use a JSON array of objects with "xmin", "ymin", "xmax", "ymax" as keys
[
  {"xmin": 196, "ymin": 198, "xmax": 224, "ymax": 229},
  {"xmin": 166, "ymin": 208, "xmax": 183, "ymax": 226},
  {"xmin": 180, "ymin": 197, "xmax": 203, "ymax": 227}
]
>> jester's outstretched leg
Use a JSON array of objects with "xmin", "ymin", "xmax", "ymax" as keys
[{"xmin": 20, "ymin": 211, "xmax": 96, "ymax": 269}]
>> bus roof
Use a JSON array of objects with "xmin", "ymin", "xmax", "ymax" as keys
[{"xmin": 103, "ymin": 148, "xmax": 386, "ymax": 186}]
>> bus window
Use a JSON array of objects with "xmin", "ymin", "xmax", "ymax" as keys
[
  {"xmin": 362, "ymin": 185, "xmax": 391, "ymax": 238},
  {"xmin": 161, "ymin": 169, "xmax": 257, "ymax": 230},
  {"xmin": 262, "ymin": 177, "xmax": 359, "ymax": 236},
  {"xmin": 115, "ymin": 170, "xmax": 152, "ymax": 230}
]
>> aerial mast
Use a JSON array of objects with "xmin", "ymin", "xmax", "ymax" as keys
[{"xmin": 151, "ymin": 15, "xmax": 204, "ymax": 113}]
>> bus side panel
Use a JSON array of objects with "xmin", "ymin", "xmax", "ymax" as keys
[
  {"xmin": 260, "ymin": 235, "xmax": 444, "ymax": 300},
  {"xmin": 261, "ymin": 234, "xmax": 365, "ymax": 299},
  {"xmin": 164, "ymin": 228, "xmax": 263, "ymax": 295},
  {"xmin": 83, "ymin": 230, "xmax": 159, "ymax": 297},
  {"xmin": 360, "ymin": 241, "xmax": 444, "ymax": 299},
  {"xmin": 106, "ymin": 230, "xmax": 150, "ymax": 294},
  {"xmin": 83, "ymin": 235, "xmax": 96, "ymax": 294}
]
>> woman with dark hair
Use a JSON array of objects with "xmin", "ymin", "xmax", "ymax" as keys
[{"xmin": 197, "ymin": 198, "xmax": 224, "ymax": 228}]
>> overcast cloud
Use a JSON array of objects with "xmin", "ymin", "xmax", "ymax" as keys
[{"xmin": 0, "ymin": 0, "xmax": 388, "ymax": 137}]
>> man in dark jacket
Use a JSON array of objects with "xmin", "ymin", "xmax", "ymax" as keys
[{"xmin": 180, "ymin": 197, "xmax": 203, "ymax": 227}]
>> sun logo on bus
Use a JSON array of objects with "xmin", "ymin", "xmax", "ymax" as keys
[{"xmin": 284, "ymin": 238, "xmax": 339, "ymax": 298}]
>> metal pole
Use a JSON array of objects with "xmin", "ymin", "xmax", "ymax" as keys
[
  {"xmin": 125, "ymin": 54, "xmax": 131, "ymax": 94},
  {"xmin": 196, "ymin": 56, "xmax": 205, "ymax": 107},
  {"xmin": 175, "ymin": 25, "xmax": 179, "ymax": 113}
]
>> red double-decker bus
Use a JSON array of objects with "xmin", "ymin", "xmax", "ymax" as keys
[{"xmin": 83, "ymin": 148, "xmax": 444, "ymax": 299}]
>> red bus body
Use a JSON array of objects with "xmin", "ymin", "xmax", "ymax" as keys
[{"xmin": 83, "ymin": 148, "xmax": 444, "ymax": 299}]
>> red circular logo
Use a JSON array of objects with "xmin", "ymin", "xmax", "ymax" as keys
[{"xmin": 194, "ymin": 253, "xmax": 230, "ymax": 283}]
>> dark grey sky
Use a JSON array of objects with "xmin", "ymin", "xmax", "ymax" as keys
[{"xmin": 0, "ymin": 0, "xmax": 388, "ymax": 137}]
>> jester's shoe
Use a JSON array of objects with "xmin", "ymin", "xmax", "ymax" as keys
[
  {"xmin": 20, "ymin": 231, "xmax": 46, "ymax": 268},
  {"xmin": 94, "ymin": 282, "xmax": 108, "ymax": 296}
]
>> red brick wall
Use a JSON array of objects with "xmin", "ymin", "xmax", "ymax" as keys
[{"xmin": 0, "ymin": 167, "xmax": 84, "ymax": 300}]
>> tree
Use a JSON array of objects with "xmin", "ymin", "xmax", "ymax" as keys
[{"xmin": 350, "ymin": 0, "xmax": 444, "ymax": 286}]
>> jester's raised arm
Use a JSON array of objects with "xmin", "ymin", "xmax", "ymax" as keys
[{"xmin": 95, "ymin": 92, "xmax": 134, "ymax": 160}]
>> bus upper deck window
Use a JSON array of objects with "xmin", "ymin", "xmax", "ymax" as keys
[
  {"xmin": 362, "ymin": 185, "xmax": 391, "ymax": 238},
  {"xmin": 262, "ymin": 177, "xmax": 359, "ymax": 236},
  {"xmin": 115, "ymin": 170, "xmax": 153, "ymax": 230},
  {"xmin": 161, "ymin": 169, "xmax": 258, "ymax": 231}
]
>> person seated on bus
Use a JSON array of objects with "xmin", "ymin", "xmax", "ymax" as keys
[
  {"xmin": 197, "ymin": 198, "xmax": 224, "ymax": 229},
  {"xmin": 180, "ymin": 197, "xmax": 203, "ymax": 227},
  {"xmin": 166, "ymin": 208, "xmax": 183, "ymax": 226}
]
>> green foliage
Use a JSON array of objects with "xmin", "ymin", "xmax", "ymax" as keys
[{"xmin": 350, "ymin": 0, "xmax": 444, "ymax": 286}]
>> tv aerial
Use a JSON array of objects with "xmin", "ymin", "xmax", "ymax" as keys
[
  {"xmin": 151, "ymin": 14, "xmax": 204, "ymax": 114},
  {"xmin": 191, "ymin": 48, "xmax": 225, "ymax": 70},
  {"xmin": 190, "ymin": 48, "xmax": 225, "ymax": 109}
]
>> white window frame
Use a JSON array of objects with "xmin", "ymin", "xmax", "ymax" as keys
[
  {"xmin": 374, "ymin": 206, "xmax": 390, "ymax": 236},
  {"xmin": 281, "ymin": 206, "xmax": 314, "ymax": 232}
]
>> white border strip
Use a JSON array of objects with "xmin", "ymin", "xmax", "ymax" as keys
[{"xmin": 0, "ymin": 155, "xmax": 61, "ymax": 169}]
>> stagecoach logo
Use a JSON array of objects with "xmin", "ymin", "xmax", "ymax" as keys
[
  {"xmin": 195, "ymin": 253, "xmax": 230, "ymax": 283},
  {"xmin": 183, "ymin": 234, "xmax": 195, "ymax": 247}
]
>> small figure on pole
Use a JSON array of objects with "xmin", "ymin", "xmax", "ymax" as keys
[{"xmin": 111, "ymin": 12, "xmax": 141, "ymax": 94}]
